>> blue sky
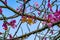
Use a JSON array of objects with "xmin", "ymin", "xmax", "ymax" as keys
[{"xmin": 0, "ymin": 0, "xmax": 60, "ymax": 40}]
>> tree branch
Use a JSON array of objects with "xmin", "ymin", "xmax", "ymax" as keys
[
  {"xmin": 6, "ymin": 21, "xmax": 60, "ymax": 40},
  {"xmin": 0, "ymin": 6, "xmax": 7, "ymax": 8},
  {"xmin": 0, "ymin": 0, "xmax": 46, "ymax": 22},
  {"xmin": 7, "ymin": 25, "xmax": 48, "ymax": 40}
]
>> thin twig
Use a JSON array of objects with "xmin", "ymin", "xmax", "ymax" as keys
[
  {"xmin": 0, "ymin": 6, "xmax": 7, "ymax": 8},
  {"xmin": 13, "ymin": 22, "xmax": 22, "ymax": 37}
]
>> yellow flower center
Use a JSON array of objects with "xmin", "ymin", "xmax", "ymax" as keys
[
  {"xmin": 47, "ymin": 19, "xmax": 50, "ymax": 23},
  {"xmin": 21, "ymin": 16, "xmax": 27, "ymax": 23},
  {"xmin": 27, "ymin": 18, "xmax": 34, "ymax": 25}
]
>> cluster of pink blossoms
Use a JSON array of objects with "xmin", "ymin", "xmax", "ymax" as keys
[
  {"xmin": 43, "ymin": 10, "xmax": 60, "ymax": 27},
  {"xmin": 2, "ymin": 20, "xmax": 16, "ymax": 30},
  {"xmin": 0, "ymin": 0, "xmax": 16, "ymax": 30}
]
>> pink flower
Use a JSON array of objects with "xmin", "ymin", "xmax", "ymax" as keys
[
  {"xmin": 47, "ymin": 23, "xmax": 52, "ymax": 28},
  {"xmin": 54, "ymin": 10, "xmax": 60, "ymax": 21},
  {"xmin": 2, "ymin": 20, "xmax": 16, "ymax": 30},
  {"xmin": 54, "ymin": 10, "xmax": 60, "ymax": 16},
  {"xmin": 9, "ymin": 34, "xmax": 13, "ymax": 40},
  {"xmin": 16, "ymin": 8, "xmax": 19, "ymax": 11},
  {"xmin": 34, "ymin": 2, "xmax": 39, "ymax": 8},
  {"xmin": 9, "ymin": 20, "xmax": 16, "ymax": 28},
  {"xmin": 48, "ymin": 14, "xmax": 54, "ymax": 19},
  {"xmin": 43, "ymin": 14, "xmax": 57, "ymax": 27},
  {"xmin": 38, "ymin": 11, "xmax": 40, "ymax": 16},
  {"xmin": 4, "ymin": 0, "xmax": 7, "ymax": 4},
  {"xmin": 48, "ymin": 3, "xmax": 53, "ymax": 12},
  {"xmin": 0, "ymin": 7, "xmax": 2, "ymax": 14},
  {"xmin": 20, "ymin": 3, "xmax": 23, "ymax": 8},
  {"xmin": 48, "ymin": 3, "xmax": 51, "ymax": 8},
  {"xmin": 2, "ymin": 22, "xmax": 8, "ymax": 30},
  {"xmin": 42, "ymin": 21, "xmax": 46, "ymax": 24},
  {"xmin": 48, "ymin": 14, "xmax": 58, "ymax": 23},
  {"xmin": 43, "ymin": 10, "xmax": 60, "ymax": 27},
  {"xmin": 42, "ymin": 18, "xmax": 52, "ymax": 27},
  {"xmin": 58, "ymin": 15, "xmax": 60, "ymax": 20}
]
